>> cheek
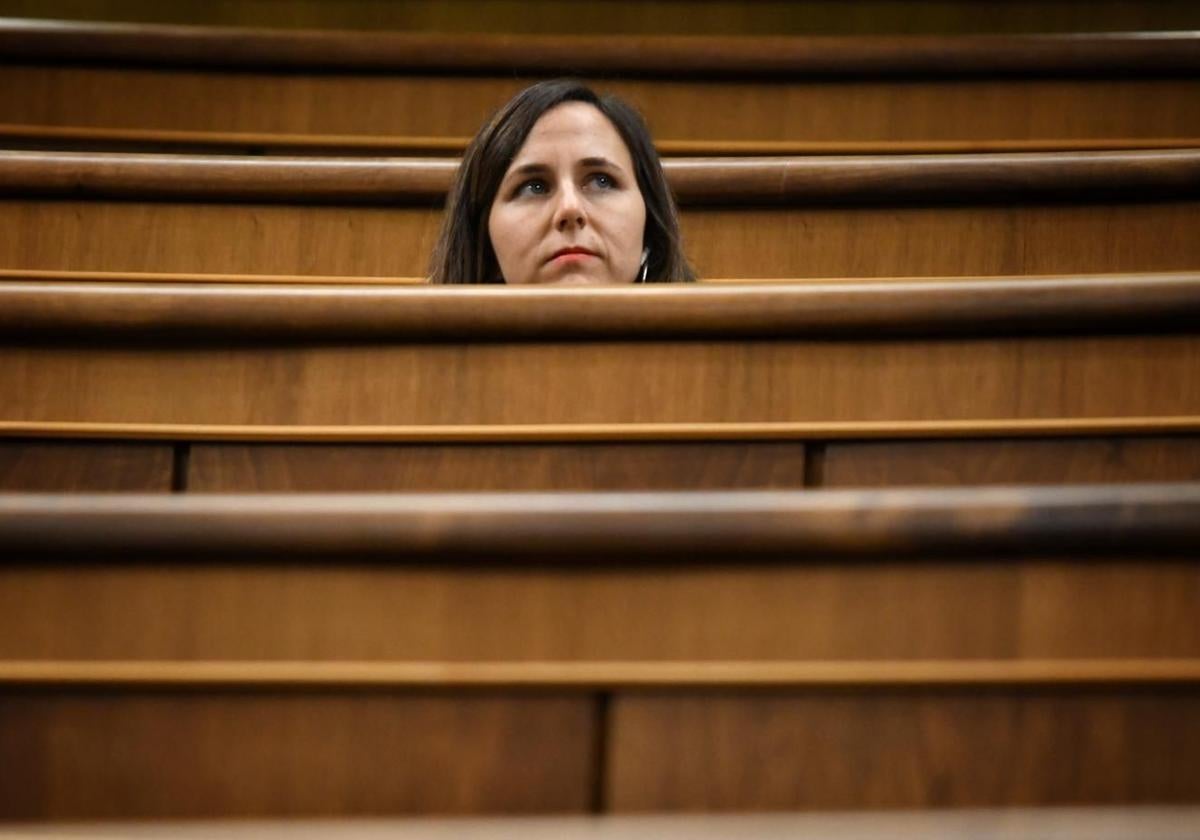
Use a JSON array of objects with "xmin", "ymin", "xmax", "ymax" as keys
[
  {"xmin": 487, "ymin": 207, "xmax": 525, "ymax": 269},
  {"xmin": 617, "ymin": 196, "xmax": 647, "ymax": 256}
]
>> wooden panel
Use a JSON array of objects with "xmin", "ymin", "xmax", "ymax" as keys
[
  {"xmin": 0, "ymin": 689, "xmax": 593, "ymax": 818},
  {"xmin": 0, "ymin": 441, "xmax": 173, "ymax": 491},
  {"xmin": 2, "ymin": 200, "xmax": 1197, "ymax": 279},
  {"xmin": 821, "ymin": 437, "xmax": 1200, "ymax": 487},
  {"xmin": 0, "ymin": 201, "xmax": 438, "ymax": 277},
  {"xmin": 4, "ymin": 1, "xmax": 1200, "ymax": 35},
  {"xmin": 606, "ymin": 689, "xmax": 1200, "ymax": 810},
  {"xmin": 1, "ymin": 560, "xmax": 1195, "ymax": 661},
  {"xmin": 188, "ymin": 442, "xmax": 806, "ymax": 491},
  {"xmin": 3, "ymin": 336, "xmax": 1197, "ymax": 426},
  {"xmin": 1, "ymin": 69, "xmax": 1198, "ymax": 143}
]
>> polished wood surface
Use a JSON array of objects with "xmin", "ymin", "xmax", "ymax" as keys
[
  {"xmin": 5, "ymin": 12, "xmax": 1199, "ymax": 824},
  {"xmin": 4, "ymin": 335, "xmax": 1197, "ymax": 426},
  {"xmin": 0, "ymin": 269, "xmax": 426, "ymax": 285},
  {"xmin": 607, "ymin": 690, "xmax": 1200, "ymax": 810},
  {"xmin": 6, "ymin": 418, "xmax": 1200, "ymax": 443},
  {"xmin": 4, "ymin": 22, "xmax": 1198, "ymax": 75},
  {"xmin": 5, "ymin": 150, "xmax": 1199, "ymax": 205},
  {"xmin": 3, "ymin": 69, "xmax": 1197, "ymax": 145},
  {"xmin": 186, "ymin": 436, "xmax": 1200, "ymax": 492},
  {"xmin": 2, "ymin": 558, "xmax": 1197, "ymax": 662},
  {"xmin": 4, "ymin": 276, "xmax": 1197, "ymax": 339},
  {"xmin": 0, "ymin": 441, "xmax": 173, "ymax": 490},
  {"xmin": 822, "ymin": 437, "xmax": 1200, "ymax": 486},
  {"xmin": 3, "ymin": 807, "xmax": 1200, "ymax": 840},
  {"xmin": 1, "ymin": 487, "xmax": 1198, "ymax": 663},
  {"xmin": 5, "ymin": 485, "xmax": 1196, "ymax": 560},
  {"xmin": 5, "ymin": 124, "xmax": 1200, "ymax": 157},
  {"xmin": 4, "ymin": 200, "xmax": 1197, "ymax": 278},
  {"xmin": 0, "ymin": 690, "xmax": 594, "ymax": 818},
  {"xmin": 188, "ymin": 442, "xmax": 808, "ymax": 492},
  {"xmin": 5, "ymin": 0, "xmax": 1200, "ymax": 35},
  {"xmin": 5, "ymin": 659, "xmax": 1200, "ymax": 689}
]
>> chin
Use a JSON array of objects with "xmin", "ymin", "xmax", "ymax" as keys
[{"xmin": 544, "ymin": 272, "xmax": 630, "ymax": 286}]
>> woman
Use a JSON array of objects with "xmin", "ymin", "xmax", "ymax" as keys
[{"xmin": 429, "ymin": 79, "xmax": 695, "ymax": 284}]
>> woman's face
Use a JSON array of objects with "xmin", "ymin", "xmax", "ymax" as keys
[{"xmin": 488, "ymin": 102, "xmax": 647, "ymax": 285}]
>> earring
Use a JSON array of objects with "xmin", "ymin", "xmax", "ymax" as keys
[{"xmin": 637, "ymin": 248, "xmax": 649, "ymax": 283}]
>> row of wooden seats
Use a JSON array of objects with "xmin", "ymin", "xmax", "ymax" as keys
[
  {"xmin": 1, "ymin": 278, "xmax": 1193, "ymax": 816},
  {"xmin": 2, "ymin": 484, "xmax": 1198, "ymax": 817},
  {"xmin": 1, "ymin": 19, "xmax": 1198, "ymax": 153},
  {"xmin": 3, "ymin": 13, "xmax": 1198, "ymax": 827},
  {"xmin": 2, "ymin": 148, "xmax": 1198, "ymax": 279},
  {"xmin": 2, "ymin": 275, "xmax": 1196, "ymax": 496}
]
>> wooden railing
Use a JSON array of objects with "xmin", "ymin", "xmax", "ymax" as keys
[
  {"xmin": 3, "ymin": 21, "xmax": 1198, "ymax": 148},
  {"xmin": 2, "ymin": 149, "xmax": 1198, "ymax": 278},
  {"xmin": 1, "ymin": 484, "xmax": 1198, "ymax": 816}
]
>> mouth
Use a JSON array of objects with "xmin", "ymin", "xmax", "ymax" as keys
[{"xmin": 547, "ymin": 247, "xmax": 599, "ymax": 264}]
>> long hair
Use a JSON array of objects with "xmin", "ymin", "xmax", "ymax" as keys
[{"xmin": 429, "ymin": 79, "xmax": 695, "ymax": 284}]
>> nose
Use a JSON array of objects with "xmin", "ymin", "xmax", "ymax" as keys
[{"xmin": 552, "ymin": 182, "xmax": 586, "ymax": 232}]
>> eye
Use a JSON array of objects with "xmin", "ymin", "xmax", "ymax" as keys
[
  {"xmin": 514, "ymin": 178, "xmax": 548, "ymax": 197},
  {"xmin": 588, "ymin": 172, "xmax": 617, "ymax": 189}
]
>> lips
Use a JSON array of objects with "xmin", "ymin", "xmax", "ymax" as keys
[{"xmin": 547, "ymin": 246, "xmax": 599, "ymax": 263}]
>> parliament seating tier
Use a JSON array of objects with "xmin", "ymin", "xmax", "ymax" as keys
[
  {"xmin": 4, "ymin": 12, "xmax": 1200, "ymax": 827},
  {"xmin": 1, "ymin": 276, "xmax": 1198, "ymax": 428},
  {"xmin": 1, "ymin": 485, "xmax": 1198, "ymax": 817},
  {"xmin": 1, "ymin": 21, "xmax": 1199, "ymax": 155},
  {"xmin": 1, "ymin": 150, "xmax": 1199, "ymax": 279}
]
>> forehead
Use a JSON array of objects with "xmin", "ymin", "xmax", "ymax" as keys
[{"xmin": 510, "ymin": 101, "xmax": 634, "ymax": 168}]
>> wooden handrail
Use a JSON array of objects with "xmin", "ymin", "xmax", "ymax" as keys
[
  {"xmin": 3, "ymin": 124, "xmax": 1200, "ymax": 157},
  {"xmin": 3, "ymin": 659, "xmax": 1198, "ymax": 689},
  {"xmin": 4, "ymin": 417, "xmax": 1200, "ymax": 443},
  {"xmin": 1, "ymin": 20, "xmax": 1197, "ymax": 77},
  {"xmin": 3, "ymin": 149, "xmax": 1199, "ymax": 205},
  {"xmin": 1, "ymin": 274, "xmax": 1197, "ymax": 340},
  {"xmin": 2, "ymin": 484, "xmax": 1197, "ymax": 559}
]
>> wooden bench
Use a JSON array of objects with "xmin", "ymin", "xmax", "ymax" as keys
[
  {"xmin": 1, "ymin": 484, "xmax": 1197, "ymax": 817},
  {"xmin": 2, "ymin": 149, "xmax": 1199, "ymax": 278},
  {"xmin": 2, "ymin": 275, "xmax": 1197, "ymax": 493},
  {"xmin": 2, "ymin": 20, "xmax": 1198, "ymax": 154}
]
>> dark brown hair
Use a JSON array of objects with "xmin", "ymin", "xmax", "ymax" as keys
[{"xmin": 429, "ymin": 79, "xmax": 695, "ymax": 284}]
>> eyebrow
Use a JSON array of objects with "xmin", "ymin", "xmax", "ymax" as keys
[{"xmin": 506, "ymin": 156, "xmax": 625, "ymax": 179}]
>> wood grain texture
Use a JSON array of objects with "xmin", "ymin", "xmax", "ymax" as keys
[
  {"xmin": 4, "ymin": 150, "xmax": 1199, "ymax": 205},
  {"xmin": 822, "ymin": 437, "xmax": 1200, "ymax": 487},
  {"xmin": 4, "ymin": 124, "xmax": 1200, "ymax": 157},
  {"xmin": 3, "ymin": 200, "xmax": 1197, "ymax": 278},
  {"xmin": 3, "ymin": 336, "xmax": 1198, "ymax": 426},
  {"xmin": 5, "ymin": 276, "xmax": 1199, "ymax": 341},
  {"xmin": 0, "ymin": 690, "xmax": 593, "ymax": 818},
  {"xmin": 606, "ymin": 690, "xmax": 1200, "ymax": 810},
  {"xmin": 0, "ymin": 441, "xmax": 173, "ymax": 490},
  {"xmin": 1, "ymin": 558, "xmax": 1196, "ymax": 661},
  {"xmin": 187, "ymin": 442, "xmax": 807, "ymax": 491},
  {"xmin": 187, "ymin": 436, "xmax": 1200, "ymax": 493},
  {"xmin": 2, "ymin": 68, "xmax": 1197, "ymax": 144},
  {"xmin": 3, "ymin": 23, "xmax": 1199, "ymax": 75}
]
